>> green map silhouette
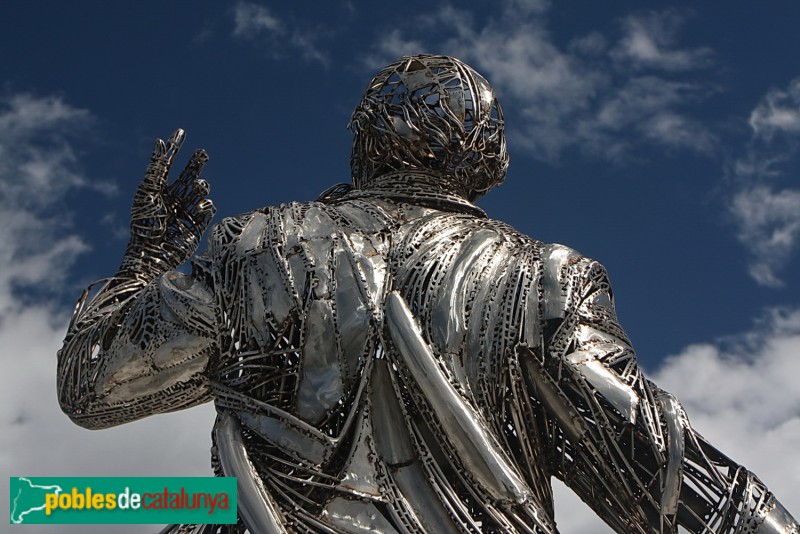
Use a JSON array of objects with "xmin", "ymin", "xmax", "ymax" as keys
[{"xmin": 10, "ymin": 477, "xmax": 62, "ymax": 524}]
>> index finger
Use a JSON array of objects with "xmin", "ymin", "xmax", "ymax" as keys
[
  {"xmin": 163, "ymin": 128, "xmax": 186, "ymax": 168},
  {"xmin": 141, "ymin": 129, "xmax": 186, "ymax": 192}
]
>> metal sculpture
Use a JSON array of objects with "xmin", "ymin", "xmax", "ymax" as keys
[{"xmin": 58, "ymin": 55, "xmax": 798, "ymax": 533}]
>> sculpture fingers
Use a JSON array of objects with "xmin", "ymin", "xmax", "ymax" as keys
[
  {"xmin": 166, "ymin": 149, "xmax": 209, "ymax": 214},
  {"xmin": 174, "ymin": 196, "xmax": 216, "ymax": 241},
  {"xmin": 163, "ymin": 128, "xmax": 186, "ymax": 169},
  {"xmin": 140, "ymin": 138, "xmax": 168, "ymax": 193},
  {"xmin": 194, "ymin": 178, "xmax": 211, "ymax": 197},
  {"xmin": 141, "ymin": 129, "xmax": 185, "ymax": 193},
  {"xmin": 166, "ymin": 147, "xmax": 215, "ymax": 231},
  {"xmin": 196, "ymin": 198, "xmax": 217, "ymax": 229},
  {"xmin": 184, "ymin": 178, "xmax": 213, "ymax": 214},
  {"xmin": 173, "ymin": 149, "xmax": 209, "ymax": 193},
  {"xmin": 130, "ymin": 187, "xmax": 166, "ymax": 238}
]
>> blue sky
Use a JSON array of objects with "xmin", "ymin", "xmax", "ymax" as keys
[{"xmin": 2, "ymin": 1, "xmax": 799, "ymax": 531}]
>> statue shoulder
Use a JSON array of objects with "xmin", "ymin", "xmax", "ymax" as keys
[
  {"xmin": 539, "ymin": 242, "xmax": 605, "ymax": 277},
  {"xmin": 538, "ymin": 242, "xmax": 611, "ymax": 320},
  {"xmin": 206, "ymin": 202, "xmax": 317, "ymax": 250}
]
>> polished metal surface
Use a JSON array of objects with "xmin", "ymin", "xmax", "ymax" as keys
[
  {"xmin": 349, "ymin": 55, "xmax": 508, "ymax": 202},
  {"xmin": 58, "ymin": 55, "xmax": 798, "ymax": 533}
]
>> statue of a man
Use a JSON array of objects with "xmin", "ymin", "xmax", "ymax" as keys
[{"xmin": 58, "ymin": 55, "xmax": 799, "ymax": 533}]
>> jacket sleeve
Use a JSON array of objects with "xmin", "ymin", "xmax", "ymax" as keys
[
  {"xmin": 57, "ymin": 251, "xmax": 218, "ymax": 429},
  {"xmin": 524, "ymin": 244, "xmax": 798, "ymax": 533}
]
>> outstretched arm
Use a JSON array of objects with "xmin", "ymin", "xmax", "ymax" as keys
[
  {"xmin": 57, "ymin": 130, "xmax": 219, "ymax": 429},
  {"xmin": 524, "ymin": 246, "xmax": 798, "ymax": 533}
]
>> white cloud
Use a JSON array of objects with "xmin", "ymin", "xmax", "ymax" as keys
[
  {"xmin": 552, "ymin": 478, "xmax": 613, "ymax": 532},
  {"xmin": 727, "ymin": 77, "xmax": 800, "ymax": 287},
  {"xmin": 364, "ymin": 3, "xmax": 717, "ymax": 162},
  {"xmin": 730, "ymin": 186, "xmax": 800, "ymax": 287},
  {"xmin": 505, "ymin": 0, "xmax": 551, "ymax": 16},
  {"xmin": 0, "ymin": 95, "xmax": 215, "ymax": 532},
  {"xmin": 568, "ymin": 32, "xmax": 608, "ymax": 57},
  {"xmin": 361, "ymin": 29, "xmax": 428, "ymax": 71},
  {"xmin": 578, "ymin": 76, "xmax": 716, "ymax": 158},
  {"xmin": 0, "ymin": 94, "xmax": 93, "ymax": 206},
  {"xmin": 231, "ymin": 2, "xmax": 327, "ymax": 65},
  {"xmin": 0, "ymin": 94, "xmax": 89, "ymax": 140},
  {"xmin": 232, "ymin": 2, "xmax": 282, "ymax": 38},
  {"xmin": 749, "ymin": 77, "xmax": 800, "ymax": 140},
  {"xmin": 0, "ymin": 95, "xmax": 94, "ymax": 308},
  {"xmin": 611, "ymin": 11, "xmax": 713, "ymax": 71},
  {"xmin": 643, "ymin": 111, "xmax": 715, "ymax": 150}
]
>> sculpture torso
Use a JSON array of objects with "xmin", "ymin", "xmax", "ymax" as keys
[{"xmin": 204, "ymin": 180, "xmax": 562, "ymax": 532}]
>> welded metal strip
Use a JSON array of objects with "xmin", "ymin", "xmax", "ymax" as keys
[
  {"xmin": 384, "ymin": 290, "xmax": 531, "ymax": 504},
  {"xmin": 214, "ymin": 411, "xmax": 288, "ymax": 534},
  {"xmin": 656, "ymin": 392, "xmax": 685, "ymax": 516}
]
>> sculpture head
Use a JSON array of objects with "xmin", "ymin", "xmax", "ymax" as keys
[{"xmin": 349, "ymin": 55, "xmax": 509, "ymax": 201}]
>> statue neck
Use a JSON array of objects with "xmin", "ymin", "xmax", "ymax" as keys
[{"xmin": 351, "ymin": 171, "xmax": 486, "ymax": 217}]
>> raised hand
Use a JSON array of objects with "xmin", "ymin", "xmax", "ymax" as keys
[{"xmin": 121, "ymin": 129, "xmax": 216, "ymax": 280}]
